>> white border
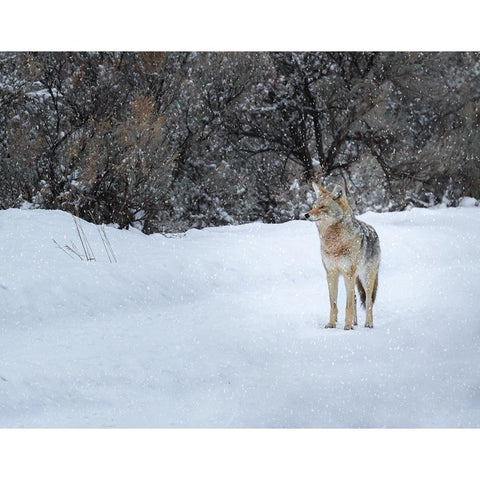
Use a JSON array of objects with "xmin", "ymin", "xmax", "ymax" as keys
[
  {"xmin": 1, "ymin": 429, "xmax": 479, "ymax": 479},
  {"xmin": 2, "ymin": 1, "xmax": 479, "ymax": 51}
]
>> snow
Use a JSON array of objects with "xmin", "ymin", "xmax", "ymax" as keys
[
  {"xmin": 0, "ymin": 205, "xmax": 479, "ymax": 427},
  {"xmin": 458, "ymin": 196, "xmax": 478, "ymax": 208}
]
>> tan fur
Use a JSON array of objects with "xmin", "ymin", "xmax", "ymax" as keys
[
  {"xmin": 322, "ymin": 224, "xmax": 352, "ymax": 257},
  {"xmin": 306, "ymin": 183, "xmax": 381, "ymax": 330}
]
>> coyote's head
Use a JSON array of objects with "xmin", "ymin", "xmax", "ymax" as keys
[{"xmin": 304, "ymin": 183, "xmax": 351, "ymax": 224}]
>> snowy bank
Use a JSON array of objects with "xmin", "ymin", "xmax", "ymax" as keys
[{"xmin": 0, "ymin": 205, "xmax": 479, "ymax": 427}]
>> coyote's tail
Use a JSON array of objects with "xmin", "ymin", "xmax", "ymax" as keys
[
  {"xmin": 356, "ymin": 278, "xmax": 366, "ymax": 307},
  {"xmin": 356, "ymin": 273, "xmax": 378, "ymax": 308},
  {"xmin": 372, "ymin": 273, "xmax": 378, "ymax": 304}
]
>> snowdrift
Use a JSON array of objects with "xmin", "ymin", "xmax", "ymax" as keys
[{"xmin": 0, "ymin": 205, "xmax": 479, "ymax": 427}]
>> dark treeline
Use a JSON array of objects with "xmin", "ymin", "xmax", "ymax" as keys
[{"xmin": 1, "ymin": 52, "xmax": 479, "ymax": 232}]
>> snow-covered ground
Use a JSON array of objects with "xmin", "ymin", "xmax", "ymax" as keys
[{"xmin": 0, "ymin": 204, "xmax": 479, "ymax": 427}]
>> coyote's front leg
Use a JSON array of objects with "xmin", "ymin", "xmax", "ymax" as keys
[{"xmin": 325, "ymin": 270, "xmax": 339, "ymax": 328}]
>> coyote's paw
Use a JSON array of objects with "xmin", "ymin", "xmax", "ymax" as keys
[
  {"xmin": 364, "ymin": 322, "xmax": 374, "ymax": 328},
  {"xmin": 344, "ymin": 324, "xmax": 354, "ymax": 330},
  {"xmin": 325, "ymin": 322, "xmax": 336, "ymax": 329}
]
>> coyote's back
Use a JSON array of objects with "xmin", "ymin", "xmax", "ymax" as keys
[{"xmin": 305, "ymin": 183, "xmax": 380, "ymax": 330}]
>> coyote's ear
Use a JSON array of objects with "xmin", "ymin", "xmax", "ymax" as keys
[
  {"xmin": 312, "ymin": 182, "xmax": 329, "ymax": 198},
  {"xmin": 331, "ymin": 184, "xmax": 345, "ymax": 201}
]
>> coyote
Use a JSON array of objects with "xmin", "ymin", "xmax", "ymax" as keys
[{"xmin": 305, "ymin": 183, "xmax": 380, "ymax": 330}]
